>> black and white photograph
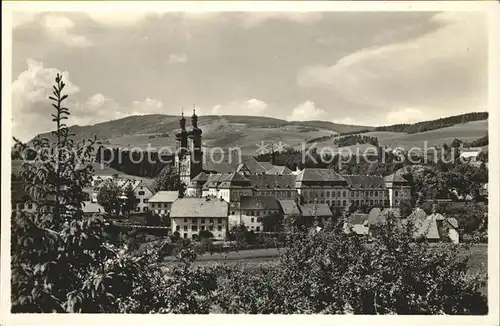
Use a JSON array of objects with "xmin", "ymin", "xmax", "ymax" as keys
[{"xmin": 1, "ymin": 1, "xmax": 499, "ymax": 324}]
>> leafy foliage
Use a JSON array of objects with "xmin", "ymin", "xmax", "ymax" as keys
[
  {"xmin": 151, "ymin": 166, "xmax": 185, "ymax": 196},
  {"xmin": 214, "ymin": 214, "xmax": 488, "ymax": 314},
  {"xmin": 96, "ymin": 179, "xmax": 122, "ymax": 215}
]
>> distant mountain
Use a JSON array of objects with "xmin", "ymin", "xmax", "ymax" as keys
[
  {"xmin": 30, "ymin": 114, "xmax": 374, "ymax": 151},
  {"xmin": 373, "ymin": 112, "xmax": 488, "ymax": 134},
  {"xmin": 27, "ymin": 112, "xmax": 488, "ymax": 155}
]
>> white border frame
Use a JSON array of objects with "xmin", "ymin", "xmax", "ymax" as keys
[{"xmin": 1, "ymin": 2, "xmax": 499, "ymax": 325}]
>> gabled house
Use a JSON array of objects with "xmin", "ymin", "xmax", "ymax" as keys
[
  {"xmin": 170, "ymin": 197, "xmax": 229, "ymax": 239},
  {"xmin": 229, "ymin": 196, "xmax": 281, "ymax": 232},
  {"xmin": 148, "ymin": 191, "xmax": 179, "ymax": 216}
]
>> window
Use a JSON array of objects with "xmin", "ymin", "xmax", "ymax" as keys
[
  {"xmin": 143, "ymin": 207, "xmax": 148, "ymax": 211},
  {"xmin": 192, "ymin": 225, "xmax": 198, "ymax": 231},
  {"xmin": 183, "ymin": 225, "xmax": 188, "ymax": 231},
  {"xmin": 256, "ymin": 211, "xmax": 260, "ymax": 216},
  {"xmin": 176, "ymin": 225, "xmax": 180, "ymax": 231},
  {"xmin": 184, "ymin": 218, "xmax": 188, "ymax": 223},
  {"xmin": 332, "ymin": 201, "xmax": 335, "ymax": 206},
  {"xmin": 183, "ymin": 233, "xmax": 188, "ymax": 239},
  {"xmin": 218, "ymin": 225, "xmax": 222, "ymax": 231},
  {"xmin": 370, "ymin": 191, "xmax": 373, "ymax": 196},
  {"xmin": 201, "ymin": 218, "xmax": 205, "ymax": 224},
  {"xmin": 351, "ymin": 191, "xmax": 354, "ymax": 197},
  {"xmin": 337, "ymin": 200, "xmax": 341, "ymax": 206},
  {"xmin": 342, "ymin": 200, "xmax": 346, "ymax": 206},
  {"xmin": 320, "ymin": 200, "xmax": 324, "ymax": 204},
  {"xmin": 218, "ymin": 218, "xmax": 222, "ymax": 224},
  {"xmin": 231, "ymin": 211, "xmax": 235, "ymax": 215},
  {"xmin": 251, "ymin": 218, "xmax": 255, "ymax": 223},
  {"xmin": 138, "ymin": 191, "xmax": 145, "ymax": 196},
  {"xmin": 210, "ymin": 218, "xmax": 214, "ymax": 224},
  {"xmin": 343, "ymin": 191, "xmax": 346, "ymax": 197},
  {"xmin": 192, "ymin": 218, "xmax": 197, "ymax": 224},
  {"xmin": 209, "ymin": 226, "xmax": 214, "ymax": 231},
  {"xmin": 370, "ymin": 200, "xmax": 374, "ymax": 205},
  {"xmin": 337, "ymin": 191, "xmax": 341, "ymax": 197},
  {"xmin": 201, "ymin": 226, "xmax": 205, "ymax": 231},
  {"xmin": 27, "ymin": 203, "xmax": 33, "ymax": 209},
  {"xmin": 250, "ymin": 211, "xmax": 255, "ymax": 216},
  {"xmin": 256, "ymin": 226, "xmax": 260, "ymax": 232},
  {"xmin": 135, "ymin": 207, "xmax": 140, "ymax": 212},
  {"xmin": 320, "ymin": 192, "xmax": 324, "ymax": 197},
  {"xmin": 326, "ymin": 200, "xmax": 330, "ymax": 205},
  {"xmin": 19, "ymin": 203, "xmax": 25, "ymax": 209},
  {"xmin": 143, "ymin": 199, "xmax": 148, "ymax": 203}
]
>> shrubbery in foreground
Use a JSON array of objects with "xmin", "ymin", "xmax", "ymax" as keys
[{"xmin": 11, "ymin": 74, "xmax": 487, "ymax": 314}]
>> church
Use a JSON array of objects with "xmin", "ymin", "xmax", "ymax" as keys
[{"xmin": 174, "ymin": 113, "xmax": 412, "ymax": 210}]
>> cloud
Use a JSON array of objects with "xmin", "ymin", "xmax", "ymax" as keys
[
  {"xmin": 297, "ymin": 12, "xmax": 487, "ymax": 116},
  {"xmin": 12, "ymin": 12, "xmax": 38, "ymax": 28},
  {"xmin": 167, "ymin": 53, "xmax": 188, "ymax": 64},
  {"xmin": 40, "ymin": 14, "xmax": 92, "ymax": 47},
  {"xmin": 287, "ymin": 101, "xmax": 326, "ymax": 121},
  {"xmin": 11, "ymin": 59, "xmax": 167, "ymax": 140},
  {"xmin": 210, "ymin": 99, "xmax": 268, "ymax": 116},
  {"xmin": 84, "ymin": 12, "xmax": 152, "ymax": 26},
  {"xmin": 12, "ymin": 59, "xmax": 81, "ymax": 140}
]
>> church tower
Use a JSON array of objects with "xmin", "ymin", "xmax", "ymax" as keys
[
  {"xmin": 188, "ymin": 108, "xmax": 203, "ymax": 182},
  {"xmin": 176, "ymin": 108, "xmax": 204, "ymax": 186},
  {"xmin": 175, "ymin": 111, "xmax": 189, "ymax": 183}
]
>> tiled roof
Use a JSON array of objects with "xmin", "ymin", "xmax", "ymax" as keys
[
  {"xmin": 219, "ymin": 173, "xmax": 252, "ymax": 188},
  {"xmin": 267, "ymin": 166, "xmax": 293, "ymax": 175},
  {"xmin": 240, "ymin": 196, "xmax": 281, "ymax": 211},
  {"xmin": 296, "ymin": 168, "xmax": 346, "ymax": 183},
  {"xmin": 170, "ymin": 197, "xmax": 228, "ymax": 218},
  {"xmin": 203, "ymin": 154, "xmax": 267, "ymax": 174},
  {"xmin": 192, "ymin": 172, "xmax": 209, "ymax": 182},
  {"xmin": 446, "ymin": 217, "xmax": 459, "ymax": 229},
  {"xmin": 202, "ymin": 173, "xmax": 232, "ymax": 189},
  {"xmin": 259, "ymin": 161, "xmax": 274, "ymax": 171},
  {"xmin": 279, "ymin": 199, "xmax": 301, "ymax": 216},
  {"xmin": 383, "ymin": 173, "xmax": 407, "ymax": 183},
  {"xmin": 407, "ymin": 208, "xmax": 428, "ymax": 223},
  {"xmin": 343, "ymin": 175, "xmax": 385, "ymax": 188},
  {"xmin": 299, "ymin": 203, "xmax": 332, "ymax": 217},
  {"xmin": 247, "ymin": 174, "xmax": 296, "ymax": 189},
  {"xmin": 149, "ymin": 191, "xmax": 179, "ymax": 203},
  {"xmin": 367, "ymin": 207, "xmax": 400, "ymax": 225}
]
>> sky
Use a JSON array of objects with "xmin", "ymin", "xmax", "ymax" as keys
[{"xmin": 11, "ymin": 10, "xmax": 488, "ymax": 141}]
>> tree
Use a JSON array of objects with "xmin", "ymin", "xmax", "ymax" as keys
[
  {"xmin": 199, "ymin": 230, "xmax": 214, "ymax": 239},
  {"xmin": 96, "ymin": 179, "xmax": 122, "ymax": 215},
  {"xmin": 214, "ymin": 212, "xmax": 487, "ymax": 314},
  {"xmin": 122, "ymin": 183, "xmax": 138, "ymax": 216},
  {"xmin": 11, "ymin": 73, "xmax": 217, "ymax": 313},
  {"xmin": 259, "ymin": 213, "xmax": 284, "ymax": 233},
  {"xmin": 398, "ymin": 200, "xmax": 413, "ymax": 219},
  {"xmin": 152, "ymin": 166, "xmax": 185, "ymax": 197}
]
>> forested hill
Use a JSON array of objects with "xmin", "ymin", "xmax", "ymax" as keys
[{"xmin": 373, "ymin": 112, "xmax": 488, "ymax": 134}]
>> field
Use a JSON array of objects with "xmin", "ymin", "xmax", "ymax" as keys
[
  {"xmin": 363, "ymin": 120, "xmax": 488, "ymax": 149},
  {"xmin": 161, "ymin": 244, "xmax": 488, "ymax": 280},
  {"xmin": 107, "ymin": 123, "xmax": 337, "ymax": 155}
]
